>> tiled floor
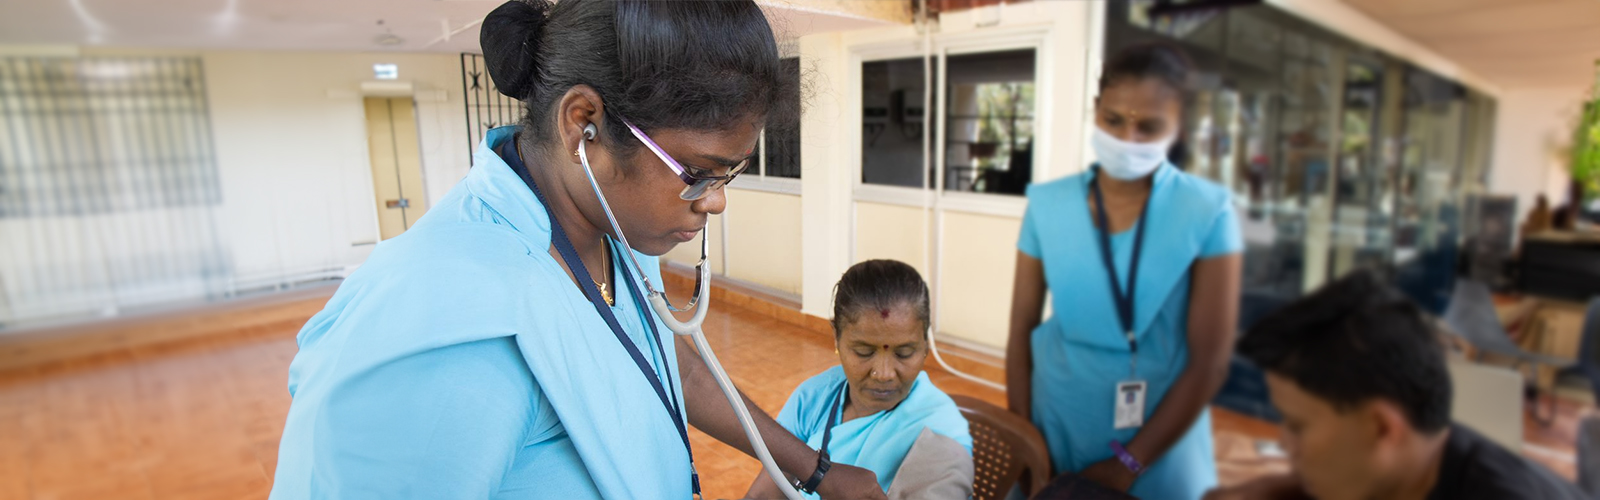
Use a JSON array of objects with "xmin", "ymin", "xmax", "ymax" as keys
[{"xmin": 0, "ymin": 290, "xmax": 1581, "ymax": 499}]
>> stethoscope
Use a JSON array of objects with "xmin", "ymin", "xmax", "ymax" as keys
[{"xmin": 569, "ymin": 126, "xmax": 807, "ymax": 500}]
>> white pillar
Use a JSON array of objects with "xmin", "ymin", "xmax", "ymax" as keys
[{"xmin": 799, "ymin": 32, "xmax": 854, "ymax": 318}]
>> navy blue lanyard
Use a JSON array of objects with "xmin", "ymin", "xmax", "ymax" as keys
[
  {"xmin": 1089, "ymin": 166, "xmax": 1152, "ymax": 366},
  {"xmin": 818, "ymin": 381, "xmax": 848, "ymax": 459},
  {"xmin": 498, "ymin": 137, "xmax": 698, "ymax": 496}
]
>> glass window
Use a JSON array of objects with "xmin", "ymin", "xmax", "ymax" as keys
[
  {"xmin": 1107, "ymin": 2, "xmax": 1495, "ymax": 311},
  {"xmin": 861, "ymin": 57, "xmax": 934, "ymax": 188},
  {"xmin": 761, "ymin": 57, "xmax": 802, "ymax": 179},
  {"xmin": 1325, "ymin": 57, "xmax": 1392, "ymax": 281},
  {"xmin": 0, "ymin": 56, "xmax": 229, "ymax": 326},
  {"xmin": 943, "ymin": 49, "xmax": 1036, "ymax": 195}
]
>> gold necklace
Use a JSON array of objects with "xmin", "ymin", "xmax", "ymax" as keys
[{"xmin": 594, "ymin": 244, "xmax": 614, "ymax": 307}]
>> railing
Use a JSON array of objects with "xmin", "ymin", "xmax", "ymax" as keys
[{"xmin": 459, "ymin": 53, "xmax": 524, "ymax": 165}]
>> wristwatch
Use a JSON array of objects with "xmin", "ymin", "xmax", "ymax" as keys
[{"xmin": 795, "ymin": 451, "xmax": 831, "ymax": 494}]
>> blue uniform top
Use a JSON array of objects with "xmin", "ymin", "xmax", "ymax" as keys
[
  {"xmin": 269, "ymin": 127, "xmax": 693, "ymax": 500},
  {"xmin": 775, "ymin": 366, "xmax": 971, "ymax": 499},
  {"xmin": 1017, "ymin": 163, "xmax": 1242, "ymax": 500}
]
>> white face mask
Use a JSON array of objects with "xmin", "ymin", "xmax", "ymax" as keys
[{"xmin": 1091, "ymin": 126, "xmax": 1174, "ymax": 181}]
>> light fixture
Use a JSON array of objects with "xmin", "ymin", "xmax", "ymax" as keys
[
  {"xmin": 374, "ymin": 33, "xmax": 404, "ymax": 46},
  {"xmin": 374, "ymin": 64, "xmax": 399, "ymax": 80}
]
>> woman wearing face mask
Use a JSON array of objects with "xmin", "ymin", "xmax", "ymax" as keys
[
  {"xmin": 1006, "ymin": 43, "xmax": 1242, "ymax": 499},
  {"xmin": 268, "ymin": 1, "xmax": 887, "ymax": 499}
]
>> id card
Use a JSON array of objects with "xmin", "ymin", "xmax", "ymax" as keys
[{"xmin": 1114, "ymin": 380, "xmax": 1147, "ymax": 429}]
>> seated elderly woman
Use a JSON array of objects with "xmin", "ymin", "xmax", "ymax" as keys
[{"xmin": 745, "ymin": 260, "xmax": 973, "ymax": 500}]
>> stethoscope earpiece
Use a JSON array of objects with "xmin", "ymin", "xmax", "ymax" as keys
[{"xmin": 582, "ymin": 123, "xmax": 597, "ymax": 141}]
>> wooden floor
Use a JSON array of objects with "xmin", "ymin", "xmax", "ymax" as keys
[{"xmin": 0, "ymin": 287, "xmax": 1580, "ymax": 499}]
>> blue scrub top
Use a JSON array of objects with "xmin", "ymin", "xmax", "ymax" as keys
[
  {"xmin": 1017, "ymin": 163, "xmax": 1241, "ymax": 500},
  {"xmin": 269, "ymin": 127, "xmax": 693, "ymax": 500},
  {"xmin": 775, "ymin": 366, "xmax": 971, "ymax": 498}
]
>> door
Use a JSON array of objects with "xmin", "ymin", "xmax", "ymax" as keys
[
  {"xmin": 364, "ymin": 97, "xmax": 428, "ymax": 240},
  {"xmin": 853, "ymin": 41, "xmax": 1043, "ymax": 350}
]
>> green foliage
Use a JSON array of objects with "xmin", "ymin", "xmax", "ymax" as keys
[{"xmin": 1575, "ymin": 61, "xmax": 1600, "ymax": 199}]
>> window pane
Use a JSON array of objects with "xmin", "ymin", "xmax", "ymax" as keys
[
  {"xmin": 764, "ymin": 57, "xmax": 801, "ymax": 179},
  {"xmin": 944, "ymin": 49, "xmax": 1035, "ymax": 196},
  {"xmin": 0, "ymin": 56, "xmax": 229, "ymax": 326},
  {"xmin": 861, "ymin": 57, "xmax": 932, "ymax": 188}
]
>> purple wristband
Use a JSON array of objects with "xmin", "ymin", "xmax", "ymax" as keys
[{"xmin": 1109, "ymin": 440, "xmax": 1144, "ymax": 476}]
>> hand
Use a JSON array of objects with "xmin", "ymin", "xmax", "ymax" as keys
[
  {"xmin": 1077, "ymin": 458, "xmax": 1137, "ymax": 493},
  {"xmin": 814, "ymin": 463, "xmax": 886, "ymax": 500}
]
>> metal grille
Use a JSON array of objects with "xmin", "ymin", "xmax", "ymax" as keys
[
  {"xmin": 0, "ymin": 56, "xmax": 229, "ymax": 329},
  {"xmin": 460, "ymin": 53, "xmax": 524, "ymax": 164}
]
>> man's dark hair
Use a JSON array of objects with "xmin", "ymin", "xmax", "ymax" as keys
[{"xmin": 1237, "ymin": 269, "xmax": 1452, "ymax": 433}]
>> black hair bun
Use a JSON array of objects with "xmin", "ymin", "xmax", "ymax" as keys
[{"xmin": 481, "ymin": 0, "xmax": 551, "ymax": 100}]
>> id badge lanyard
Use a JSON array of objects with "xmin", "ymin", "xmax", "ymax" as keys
[
  {"xmin": 501, "ymin": 139, "xmax": 701, "ymax": 497},
  {"xmin": 1090, "ymin": 166, "xmax": 1152, "ymax": 430}
]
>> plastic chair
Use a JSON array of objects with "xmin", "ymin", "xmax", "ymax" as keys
[
  {"xmin": 950, "ymin": 395, "xmax": 1052, "ymax": 500},
  {"xmin": 1578, "ymin": 414, "xmax": 1600, "ymax": 498},
  {"xmin": 1441, "ymin": 279, "xmax": 1576, "ymax": 424},
  {"xmin": 1569, "ymin": 298, "xmax": 1600, "ymax": 404}
]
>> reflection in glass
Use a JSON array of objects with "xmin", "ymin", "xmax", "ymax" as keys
[
  {"xmin": 861, "ymin": 58, "xmax": 934, "ymax": 188},
  {"xmin": 944, "ymin": 49, "xmax": 1036, "ymax": 195},
  {"xmin": 763, "ymin": 57, "xmax": 802, "ymax": 179},
  {"xmin": 1107, "ymin": 2, "xmax": 1494, "ymax": 312},
  {"xmin": 1325, "ymin": 58, "xmax": 1390, "ymax": 283}
]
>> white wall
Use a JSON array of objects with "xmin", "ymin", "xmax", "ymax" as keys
[
  {"xmin": 801, "ymin": 1, "xmax": 1095, "ymax": 349},
  {"xmin": 190, "ymin": 50, "xmax": 469, "ymax": 288},
  {"xmin": 854, "ymin": 202, "xmax": 931, "ymax": 277},
  {"xmin": 724, "ymin": 190, "xmax": 802, "ymax": 295},
  {"xmin": 801, "ymin": 30, "xmax": 860, "ymax": 317},
  {"xmin": 1489, "ymin": 86, "xmax": 1588, "ymax": 232},
  {"xmin": 937, "ymin": 211, "xmax": 1022, "ymax": 349},
  {"xmin": 0, "ymin": 47, "xmax": 471, "ymax": 324},
  {"xmin": 662, "ymin": 188, "xmax": 804, "ymax": 297}
]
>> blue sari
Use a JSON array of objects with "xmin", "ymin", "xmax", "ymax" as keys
[{"xmin": 775, "ymin": 366, "xmax": 971, "ymax": 499}]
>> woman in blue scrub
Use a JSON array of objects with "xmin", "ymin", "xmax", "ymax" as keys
[
  {"xmin": 1006, "ymin": 43, "xmax": 1242, "ymax": 500},
  {"xmin": 746, "ymin": 260, "xmax": 972, "ymax": 499},
  {"xmin": 268, "ymin": 1, "xmax": 884, "ymax": 499}
]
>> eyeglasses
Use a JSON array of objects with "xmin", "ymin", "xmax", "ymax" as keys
[{"xmin": 619, "ymin": 117, "xmax": 751, "ymax": 201}]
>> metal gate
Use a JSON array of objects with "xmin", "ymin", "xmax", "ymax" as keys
[{"xmin": 459, "ymin": 53, "xmax": 524, "ymax": 165}]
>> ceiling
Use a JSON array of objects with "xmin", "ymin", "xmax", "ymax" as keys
[
  {"xmin": 1341, "ymin": 0, "xmax": 1600, "ymax": 89},
  {"xmin": 0, "ymin": 0, "xmax": 894, "ymax": 55}
]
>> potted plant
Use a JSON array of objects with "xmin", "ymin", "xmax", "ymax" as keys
[{"xmin": 1573, "ymin": 60, "xmax": 1600, "ymax": 202}]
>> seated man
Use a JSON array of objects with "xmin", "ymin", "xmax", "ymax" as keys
[
  {"xmin": 745, "ymin": 260, "xmax": 972, "ymax": 500},
  {"xmin": 1206, "ymin": 270, "xmax": 1585, "ymax": 500}
]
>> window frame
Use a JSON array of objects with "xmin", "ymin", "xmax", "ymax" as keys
[
  {"xmin": 730, "ymin": 56, "xmax": 803, "ymax": 196},
  {"xmin": 849, "ymin": 28, "xmax": 1050, "ymax": 218}
]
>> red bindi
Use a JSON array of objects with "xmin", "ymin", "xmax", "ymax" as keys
[{"xmin": 880, "ymin": 309, "xmax": 890, "ymax": 318}]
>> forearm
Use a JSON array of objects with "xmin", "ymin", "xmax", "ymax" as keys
[
  {"xmin": 1129, "ymin": 253, "xmax": 1240, "ymax": 466},
  {"xmin": 746, "ymin": 473, "xmax": 788, "ymax": 500},
  {"xmin": 1008, "ymin": 252, "xmax": 1045, "ymax": 417},
  {"xmin": 1005, "ymin": 324, "xmax": 1034, "ymax": 416},
  {"xmin": 679, "ymin": 339, "xmax": 819, "ymax": 481},
  {"xmin": 1124, "ymin": 356, "xmax": 1229, "ymax": 465}
]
